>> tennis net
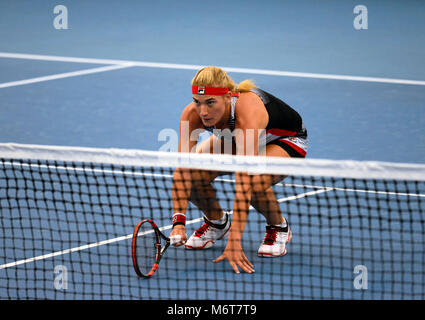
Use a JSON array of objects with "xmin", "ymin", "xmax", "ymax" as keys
[{"xmin": 0, "ymin": 142, "xmax": 424, "ymax": 300}]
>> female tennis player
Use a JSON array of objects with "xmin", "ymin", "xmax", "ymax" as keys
[{"xmin": 169, "ymin": 66, "xmax": 307, "ymax": 274}]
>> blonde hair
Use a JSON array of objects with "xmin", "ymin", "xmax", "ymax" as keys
[{"xmin": 192, "ymin": 66, "xmax": 256, "ymax": 93}]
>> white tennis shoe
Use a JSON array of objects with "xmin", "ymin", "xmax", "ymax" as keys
[
  {"xmin": 258, "ymin": 224, "xmax": 292, "ymax": 257},
  {"xmin": 185, "ymin": 212, "xmax": 231, "ymax": 249}
]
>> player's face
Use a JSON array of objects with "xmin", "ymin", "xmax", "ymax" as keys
[{"xmin": 192, "ymin": 94, "xmax": 230, "ymax": 127}]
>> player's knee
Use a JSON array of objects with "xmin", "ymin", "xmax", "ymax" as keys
[
  {"xmin": 174, "ymin": 168, "xmax": 207, "ymax": 186},
  {"xmin": 190, "ymin": 169, "xmax": 217, "ymax": 187},
  {"xmin": 250, "ymin": 176, "xmax": 269, "ymax": 194}
]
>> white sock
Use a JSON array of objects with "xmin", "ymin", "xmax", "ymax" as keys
[
  {"xmin": 268, "ymin": 219, "xmax": 287, "ymax": 228},
  {"xmin": 210, "ymin": 212, "xmax": 227, "ymax": 225}
]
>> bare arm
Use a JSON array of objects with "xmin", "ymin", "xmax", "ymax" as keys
[
  {"xmin": 214, "ymin": 92, "xmax": 268, "ymax": 273},
  {"xmin": 170, "ymin": 104, "xmax": 203, "ymax": 245}
]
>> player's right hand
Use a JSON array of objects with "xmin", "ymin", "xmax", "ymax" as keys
[{"xmin": 170, "ymin": 225, "xmax": 187, "ymax": 247}]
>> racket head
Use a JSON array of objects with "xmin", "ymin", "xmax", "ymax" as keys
[{"xmin": 132, "ymin": 219, "xmax": 161, "ymax": 278}]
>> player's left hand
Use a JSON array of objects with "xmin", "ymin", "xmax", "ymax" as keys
[{"xmin": 213, "ymin": 241, "xmax": 255, "ymax": 274}]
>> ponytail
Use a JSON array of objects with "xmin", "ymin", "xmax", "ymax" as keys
[{"xmin": 236, "ymin": 79, "xmax": 256, "ymax": 93}]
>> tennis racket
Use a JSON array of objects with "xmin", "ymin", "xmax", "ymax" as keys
[{"xmin": 132, "ymin": 219, "xmax": 181, "ymax": 278}]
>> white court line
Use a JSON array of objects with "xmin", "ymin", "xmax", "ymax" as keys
[
  {"xmin": 1, "ymin": 52, "xmax": 424, "ymax": 86},
  {"xmin": 0, "ymin": 188, "xmax": 328, "ymax": 270},
  {"xmin": 216, "ymin": 176, "xmax": 425, "ymax": 198},
  {"xmin": 277, "ymin": 188, "xmax": 333, "ymax": 202},
  {"xmin": 0, "ymin": 64, "xmax": 133, "ymax": 89}
]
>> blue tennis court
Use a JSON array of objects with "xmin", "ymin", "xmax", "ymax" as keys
[{"xmin": 0, "ymin": 0, "xmax": 424, "ymax": 300}]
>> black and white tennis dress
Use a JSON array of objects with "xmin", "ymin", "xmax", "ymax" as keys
[{"xmin": 204, "ymin": 88, "xmax": 308, "ymax": 158}]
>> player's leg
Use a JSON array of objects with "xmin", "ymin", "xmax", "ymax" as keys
[
  {"xmin": 249, "ymin": 143, "xmax": 289, "ymax": 224},
  {"xmin": 248, "ymin": 144, "xmax": 292, "ymax": 257},
  {"xmin": 190, "ymin": 134, "xmax": 232, "ymax": 220},
  {"xmin": 250, "ymin": 177, "xmax": 286, "ymax": 225},
  {"xmin": 185, "ymin": 135, "xmax": 232, "ymax": 249},
  {"xmin": 188, "ymin": 169, "xmax": 224, "ymax": 220}
]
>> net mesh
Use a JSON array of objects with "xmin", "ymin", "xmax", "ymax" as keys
[{"xmin": 0, "ymin": 143, "xmax": 424, "ymax": 299}]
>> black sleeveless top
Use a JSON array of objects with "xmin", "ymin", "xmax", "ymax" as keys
[{"xmin": 204, "ymin": 88, "xmax": 307, "ymax": 144}]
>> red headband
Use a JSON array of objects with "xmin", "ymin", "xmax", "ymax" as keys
[
  {"xmin": 192, "ymin": 86, "xmax": 229, "ymax": 95},
  {"xmin": 192, "ymin": 86, "xmax": 240, "ymax": 97}
]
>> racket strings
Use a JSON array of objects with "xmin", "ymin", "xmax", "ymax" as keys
[{"xmin": 135, "ymin": 222, "xmax": 158, "ymax": 276}]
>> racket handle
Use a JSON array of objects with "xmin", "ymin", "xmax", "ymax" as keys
[{"xmin": 170, "ymin": 235, "xmax": 182, "ymax": 246}]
